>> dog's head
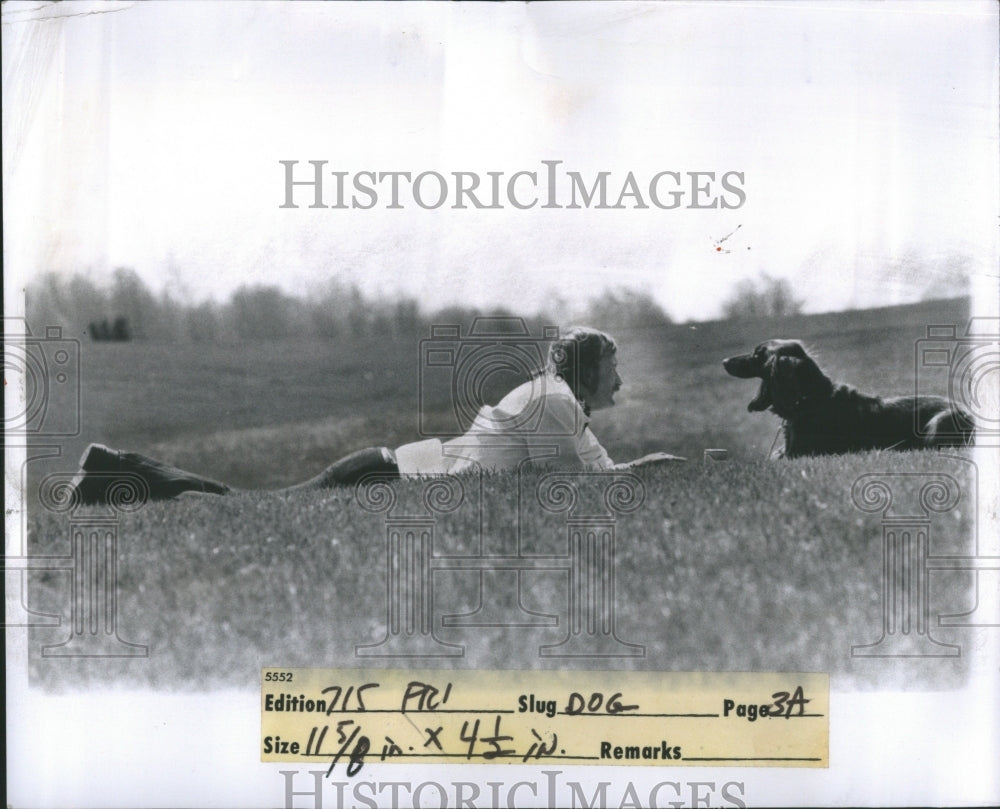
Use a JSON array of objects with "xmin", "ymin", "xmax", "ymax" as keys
[{"xmin": 723, "ymin": 339, "xmax": 830, "ymax": 417}]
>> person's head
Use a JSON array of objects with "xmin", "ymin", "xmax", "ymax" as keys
[{"xmin": 547, "ymin": 326, "xmax": 622, "ymax": 413}]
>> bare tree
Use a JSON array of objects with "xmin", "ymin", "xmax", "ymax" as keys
[
  {"xmin": 721, "ymin": 273, "xmax": 803, "ymax": 319},
  {"xmin": 227, "ymin": 285, "xmax": 295, "ymax": 339},
  {"xmin": 584, "ymin": 286, "xmax": 672, "ymax": 331}
]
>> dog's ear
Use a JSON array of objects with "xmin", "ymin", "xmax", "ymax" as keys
[
  {"xmin": 768, "ymin": 354, "xmax": 830, "ymax": 415},
  {"xmin": 797, "ymin": 354, "xmax": 831, "ymax": 397},
  {"xmin": 768, "ymin": 355, "xmax": 803, "ymax": 414},
  {"xmin": 747, "ymin": 355, "xmax": 774, "ymax": 411}
]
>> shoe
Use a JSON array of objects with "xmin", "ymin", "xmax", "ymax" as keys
[{"xmin": 69, "ymin": 443, "xmax": 230, "ymax": 505}]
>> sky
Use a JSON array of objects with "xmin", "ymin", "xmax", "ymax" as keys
[{"xmin": 4, "ymin": 0, "xmax": 998, "ymax": 322}]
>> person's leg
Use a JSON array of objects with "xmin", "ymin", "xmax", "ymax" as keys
[
  {"xmin": 281, "ymin": 446, "xmax": 400, "ymax": 492},
  {"xmin": 70, "ymin": 443, "xmax": 233, "ymax": 505},
  {"xmin": 69, "ymin": 443, "xmax": 400, "ymax": 504}
]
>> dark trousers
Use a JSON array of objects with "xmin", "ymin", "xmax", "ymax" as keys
[
  {"xmin": 283, "ymin": 446, "xmax": 400, "ymax": 492},
  {"xmin": 72, "ymin": 443, "xmax": 400, "ymax": 504}
]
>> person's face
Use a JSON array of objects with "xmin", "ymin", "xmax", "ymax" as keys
[{"xmin": 583, "ymin": 352, "xmax": 622, "ymax": 412}]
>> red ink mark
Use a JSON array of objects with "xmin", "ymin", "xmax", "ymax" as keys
[{"xmin": 713, "ymin": 223, "xmax": 743, "ymax": 254}]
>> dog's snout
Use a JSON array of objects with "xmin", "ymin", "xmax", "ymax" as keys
[{"xmin": 723, "ymin": 354, "xmax": 758, "ymax": 379}]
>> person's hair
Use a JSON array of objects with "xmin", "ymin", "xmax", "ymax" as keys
[{"xmin": 546, "ymin": 326, "xmax": 617, "ymax": 414}]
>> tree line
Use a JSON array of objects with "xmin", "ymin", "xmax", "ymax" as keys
[
  {"xmin": 24, "ymin": 262, "xmax": 973, "ymax": 344},
  {"xmin": 25, "ymin": 268, "xmax": 678, "ymax": 343}
]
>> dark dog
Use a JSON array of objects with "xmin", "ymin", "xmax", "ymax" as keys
[{"xmin": 723, "ymin": 339, "xmax": 974, "ymax": 457}]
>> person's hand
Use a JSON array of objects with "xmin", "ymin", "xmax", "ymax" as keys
[{"xmin": 616, "ymin": 452, "xmax": 686, "ymax": 469}]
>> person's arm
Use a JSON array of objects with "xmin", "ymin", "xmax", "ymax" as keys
[
  {"xmin": 530, "ymin": 385, "xmax": 686, "ymax": 471},
  {"xmin": 576, "ymin": 424, "xmax": 616, "ymax": 470},
  {"xmin": 526, "ymin": 389, "xmax": 614, "ymax": 470},
  {"xmin": 612, "ymin": 451, "xmax": 687, "ymax": 469}
]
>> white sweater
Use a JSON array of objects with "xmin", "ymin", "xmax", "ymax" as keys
[{"xmin": 395, "ymin": 375, "xmax": 615, "ymax": 475}]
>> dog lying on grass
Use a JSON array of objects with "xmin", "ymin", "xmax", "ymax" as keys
[{"xmin": 723, "ymin": 339, "xmax": 975, "ymax": 457}]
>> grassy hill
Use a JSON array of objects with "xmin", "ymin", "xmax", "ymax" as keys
[
  {"xmin": 29, "ymin": 296, "xmax": 972, "ymax": 488},
  {"xmin": 22, "ymin": 297, "xmax": 982, "ymax": 691}
]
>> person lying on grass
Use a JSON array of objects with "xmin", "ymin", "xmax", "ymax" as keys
[{"xmin": 70, "ymin": 326, "xmax": 685, "ymax": 504}]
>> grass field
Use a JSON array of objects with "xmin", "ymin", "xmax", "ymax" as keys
[{"xmin": 22, "ymin": 297, "xmax": 982, "ymax": 691}]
